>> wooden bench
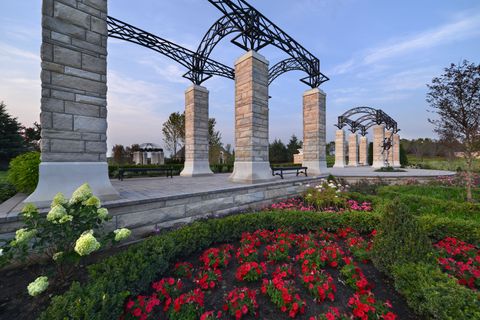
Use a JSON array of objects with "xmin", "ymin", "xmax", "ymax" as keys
[
  {"xmin": 271, "ymin": 166, "xmax": 308, "ymax": 179},
  {"xmin": 117, "ymin": 167, "xmax": 174, "ymax": 181}
]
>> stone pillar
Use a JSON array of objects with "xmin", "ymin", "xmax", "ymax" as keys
[
  {"xmin": 133, "ymin": 151, "xmax": 142, "ymax": 165},
  {"xmin": 333, "ymin": 129, "xmax": 346, "ymax": 168},
  {"xmin": 359, "ymin": 136, "xmax": 368, "ymax": 166},
  {"xmin": 393, "ymin": 133, "xmax": 401, "ymax": 167},
  {"xmin": 27, "ymin": 0, "xmax": 118, "ymax": 206},
  {"xmin": 142, "ymin": 152, "xmax": 148, "ymax": 165},
  {"xmin": 372, "ymin": 125, "xmax": 386, "ymax": 169},
  {"xmin": 181, "ymin": 85, "xmax": 213, "ymax": 177},
  {"xmin": 151, "ymin": 152, "xmax": 164, "ymax": 165},
  {"xmin": 302, "ymin": 88, "xmax": 327, "ymax": 175},
  {"xmin": 230, "ymin": 51, "xmax": 272, "ymax": 183},
  {"xmin": 348, "ymin": 133, "xmax": 359, "ymax": 166}
]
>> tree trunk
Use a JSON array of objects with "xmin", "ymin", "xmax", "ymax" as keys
[{"xmin": 466, "ymin": 155, "xmax": 473, "ymax": 202}]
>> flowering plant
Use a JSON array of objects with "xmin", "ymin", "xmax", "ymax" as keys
[
  {"xmin": 168, "ymin": 289, "xmax": 205, "ymax": 320},
  {"xmin": 151, "ymin": 277, "xmax": 183, "ymax": 310},
  {"xmin": 200, "ymin": 247, "xmax": 232, "ymax": 269},
  {"xmin": 348, "ymin": 293, "xmax": 397, "ymax": 320},
  {"xmin": 269, "ymin": 197, "xmax": 315, "ymax": 211},
  {"xmin": 340, "ymin": 259, "xmax": 372, "ymax": 294},
  {"xmin": 273, "ymin": 263, "xmax": 296, "ymax": 280},
  {"xmin": 200, "ymin": 311, "xmax": 223, "ymax": 320},
  {"xmin": 346, "ymin": 236, "xmax": 373, "ymax": 262},
  {"xmin": 301, "ymin": 270, "xmax": 336, "ymax": 303},
  {"xmin": 304, "ymin": 179, "xmax": 349, "ymax": 210},
  {"xmin": 236, "ymin": 244, "xmax": 259, "ymax": 263},
  {"xmin": 309, "ymin": 307, "xmax": 350, "ymax": 320},
  {"xmin": 122, "ymin": 294, "xmax": 161, "ymax": 320},
  {"xmin": 223, "ymin": 287, "xmax": 258, "ymax": 319},
  {"xmin": 173, "ymin": 262, "xmax": 194, "ymax": 279},
  {"xmin": 0, "ymin": 183, "xmax": 131, "ymax": 296},
  {"xmin": 195, "ymin": 268, "xmax": 223, "ymax": 290},
  {"xmin": 235, "ymin": 261, "xmax": 266, "ymax": 282},
  {"xmin": 261, "ymin": 276, "xmax": 306, "ymax": 318},
  {"xmin": 264, "ymin": 240, "xmax": 291, "ymax": 263}
]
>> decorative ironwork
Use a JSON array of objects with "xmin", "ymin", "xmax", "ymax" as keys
[
  {"xmin": 203, "ymin": 0, "xmax": 328, "ymax": 88},
  {"xmin": 107, "ymin": 16, "xmax": 235, "ymax": 85},
  {"xmin": 335, "ymin": 107, "xmax": 399, "ymax": 136},
  {"xmin": 268, "ymin": 58, "xmax": 329, "ymax": 86}
]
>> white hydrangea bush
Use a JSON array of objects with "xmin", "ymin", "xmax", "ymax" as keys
[{"xmin": 0, "ymin": 183, "xmax": 131, "ymax": 297}]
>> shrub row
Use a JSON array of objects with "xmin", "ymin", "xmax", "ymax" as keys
[
  {"xmin": 393, "ymin": 263, "xmax": 480, "ymax": 319},
  {"xmin": 108, "ymin": 164, "xmax": 234, "ymax": 178},
  {"xmin": 7, "ymin": 151, "xmax": 40, "ymax": 193},
  {"xmin": 40, "ymin": 210, "xmax": 379, "ymax": 319},
  {"xmin": 0, "ymin": 182, "xmax": 16, "ymax": 203}
]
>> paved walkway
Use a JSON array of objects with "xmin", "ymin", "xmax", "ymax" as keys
[{"xmin": 0, "ymin": 167, "xmax": 455, "ymax": 217}]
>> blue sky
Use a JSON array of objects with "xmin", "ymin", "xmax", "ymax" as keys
[{"xmin": 1, "ymin": 0, "xmax": 479, "ymax": 154}]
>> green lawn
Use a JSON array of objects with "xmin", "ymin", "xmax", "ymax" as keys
[{"xmin": 407, "ymin": 155, "xmax": 480, "ymax": 172}]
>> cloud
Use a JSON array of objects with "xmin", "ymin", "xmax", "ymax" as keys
[
  {"xmin": 0, "ymin": 41, "xmax": 39, "ymax": 62},
  {"xmin": 330, "ymin": 11, "xmax": 480, "ymax": 75}
]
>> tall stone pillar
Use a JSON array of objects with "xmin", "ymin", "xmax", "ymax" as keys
[
  {"xmin": 333, "ymin": 129, "xmax": 346, "ymax": 168},
  {"xmin": 359, "ymin": 136, "xmax": 368, "ymax": 166},
  {"xmin": 27, "ymin": 0, "xmax": 118, "ymax": 206},
  {"xmin": 302, "ymin": 88, "xmax": 327, "ymax": 175},
  {"xmin": 393, "ymin": 133, "xmax": 401, "ymax": 167},
  {"xmin": 142, "ymin": 152, "xmax": 148, "ymax": 165},
  {"xmin": 348, "ymin": 133, "xmax": 359, "ymax": 166},
  {"xmin": 385, "ymin": 130, "xmax": 394, "ymax": 167},
  {"xmin": 372, "ymin": 125, "xmax": 386, "ymax": 169},
  {"xmin": 181, "ymin": 85, "xmax": 213, "ymax": 177},
  {"xmin": 133, "ymin": 151, "xmax": 142, "ymax": 165},
  {"xmin": 230, "ymin": 51, "xmax": 272, "ymax": 183}
]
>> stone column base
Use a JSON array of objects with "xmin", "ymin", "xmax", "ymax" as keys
[
  {"xmin": 372, "ymin": 160, "xmax": 385, "ymax": 169},
  {"xmin": 180, "ymin": 160, "xmax": 213, "ymax": 177},
  {"xmin": 229, "ymin": 161, "xmax": 274, "ymax": 183},
  {"xmin": 303, "ymin": 160, "xmax": 328, "ymax": 176},
  {"xmin": 25, "ymin": 162, "xmax": 119, "ymax": 208}
]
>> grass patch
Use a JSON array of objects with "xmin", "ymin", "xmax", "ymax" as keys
[{"xmin": 407, "ymin": 155, "xmax": 480, "ymax": 172}]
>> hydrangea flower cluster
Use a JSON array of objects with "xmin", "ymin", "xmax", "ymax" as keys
[{"xmin": 27, "ymin": 276, "xmax": 49, "ymax": 297}]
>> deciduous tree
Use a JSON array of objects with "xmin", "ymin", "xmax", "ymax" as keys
[{"xmin": 427, "ymin": 60, "xmax": 480, "ymax": 201}]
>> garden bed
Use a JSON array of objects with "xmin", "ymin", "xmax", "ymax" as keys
[{"xmin": 120, "ymin": 227, "xmax": 416, "ymax": 319}]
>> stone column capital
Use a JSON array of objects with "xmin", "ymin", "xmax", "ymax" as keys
[
  {"xmin": 185, "ymin": 84, "xmax": 209, "ymax": 94},
  {"xmin": 235, "ymin": 50, "xmax": 269, "ymax": 66}
]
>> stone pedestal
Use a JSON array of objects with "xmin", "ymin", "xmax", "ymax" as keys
[
  {"xmin": 302, "ymin": 88, "xmax": 328, "ymax": 175},
  {"xmin": 393, "ymin": 133, "xmax": 401, "ymax": 167},
  {"xmin": 333, "ymin": 129, "xmax": 346, "ymax": 168},
  {"xmin": 133, "ymin": 151, "xmax": 143, "ymax": 165},
  {"xmin": 372, "ymin": 125, "xmax": 386, "ymax": 169},
  {"xmin": 348, "ymin": 133, "xmax": 359, "ymax": 166},
  {"xmin": 26, "ymin": 0, "xmax": 118, "ymax": 206},
  {"xmin": 230, "ymin": 51, "xmax": 272, "ymax": 183},
  {"xmin": 181, "ymin": 85, "xmax": 213, "ymax": 177},
  {"xmin": 359, "ymin": 136, "xmax": 368, "ymax": 166},
  {"xmin": 386, "ymin": 130, "xmax": 394, "ymax": 167}
]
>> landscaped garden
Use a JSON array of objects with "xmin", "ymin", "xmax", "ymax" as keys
[{"xmin": 1, "ymin": 177, "xmax": 478, "ymax": 320}]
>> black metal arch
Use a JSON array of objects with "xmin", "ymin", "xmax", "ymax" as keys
[
  {"xmin": 200, "ymin": 0, "xmax": 328, "ymax": 88},
  {"xmin": 107, "ymin": 16, "xmax": 235, "ymax": 85},
  {"xmin": 268, "ymin": 58, "xmax": 329, "ymax": 86},
  {"xmin": 335, "ymin": 107, "xmax": 399, "ymax": 136}
]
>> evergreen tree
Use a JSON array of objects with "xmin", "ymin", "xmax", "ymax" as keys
[
  {"xmin": 23, "ymin": 122, "xmax": 41, "ymax": 151},
  {"xmin": 0, "ymin": 102, "xmax": 26, "ymax": 169},
  {"xmin": 286, "ymin": 134, "xmax": 302, "ymax": 162},
  {"xmin": 269, "ymin": 139, "xmax": 289, "ymax": 163}
]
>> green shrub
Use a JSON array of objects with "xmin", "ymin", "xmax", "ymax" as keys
[
  {"xmin": 40, "ymin": 210, "xmax": 379, "ymax": 319},
  {"xmin": 7, "ymin": 151, "xmax": 40, "ymax": 193},
  {"xmin": 0, "ymin": 184, "xmax": 131, "ymax": 296},
  {"xmin": 418, "ymin": 215, "xmax": 480, "ymax": 246},
  {"xmin": 392, "ymin": 263, "xmax": 480, "ymax": 319},
  {"xmin": 372, "ymin": 198, "xmax": 434, "ymax": 274},
  {"xmin": 0, "ymin": 181, "xmax": 16, "ymax": 202}
]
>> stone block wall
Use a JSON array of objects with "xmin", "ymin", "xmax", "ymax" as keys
[
  {"xmin": 41, "ymin": 0, "xmax": 108, "ymax": 162},
  {"xmin": 372, "ymin": 125, "xmax": 385, "ymax": 168},
  {"xmin": 334, "ymin": 129, "xmax": 346, "ymax": 167},
  {"xmin": 359, "ymin": 136, "xmax": 368, "ymax": 166},
  {"xmin": 348, "ymin": 133, "xmax": 359, "ymax": 166}
]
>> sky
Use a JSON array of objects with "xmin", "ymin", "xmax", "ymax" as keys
[{"xmin": 1, "ymin": 0, "xmax": 480, "ymax": 155}]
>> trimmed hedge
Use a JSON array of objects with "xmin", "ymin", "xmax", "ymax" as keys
[
  {"xmin": 393, "ymin": 263, "xmax": 480, "ymax": 319},
  {"xmin": 0, "ymin": 181, "xmax": 16, "ymax": 203},
  {"xmin": 40, "ymin": 210, "xmax": 379, "ymax": 319},
  {"xmin": 7, "ymin": 151, "xmax": 40, "ymax": 193}
]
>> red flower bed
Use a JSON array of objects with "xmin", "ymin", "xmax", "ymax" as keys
[
  {"xmin": 120, "ymin": 228, "xmax": 415, "ymax": 319},
  {"xmin": 434, "ymin": 237, "xmax": 480, "ymax": 290}
]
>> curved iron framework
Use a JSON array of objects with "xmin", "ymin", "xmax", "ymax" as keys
[
  {"xmin": 107, "ymin": 16, "xmax": 235, "ymax": 85},
  {"xmin": 268, "ymin": 58, "xmax": 329, "ymax": 86},
  {"xmin": 201, "ymin": 0, "xmax": 328, "ymax": 88},
  {"xmin": 336, "ymin": 107, "xmax": 399, "ymax": 136}
]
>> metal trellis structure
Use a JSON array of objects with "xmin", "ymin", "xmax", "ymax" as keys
[{"xmin": 335, "ymin": 107, "xmax": 399, "ymax": 136}]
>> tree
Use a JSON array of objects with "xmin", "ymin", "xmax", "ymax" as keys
[
  {"xmin": 112, "ymin": 145, "xmax": 126, "ymax": 165},
  {"xmin": 23, "ymin": 122, "xmax": 41, "ymax": 151},
  {"xmin": 0, "ymin": 102, "xmax": 26, "ymax": 169},
  {"xmin": 208, "ymin": 118, "xmax": 223, "ymax": 164},
  {"xmin": 162, "ymin": 112, "xmax": 185, "ymax": 156},
  {"xmin": 427, "ymin": 60, "xmax": 480, "ymax": 202},
  {"xmin": 286, "ymin": 134, "xmax": 302, "ymax": 162},
  {"xmin": 269, "ymin": 139, "xmax": 289, "ymax": 163}
]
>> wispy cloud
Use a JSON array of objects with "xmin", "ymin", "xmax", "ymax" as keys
[
  {"xmin": 330, "ymin": 11, "xmax": 480, "ymax": 75},
  {"xmin": 0, "ymin": 41, "xmax": 39, "ymax": 62}
]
